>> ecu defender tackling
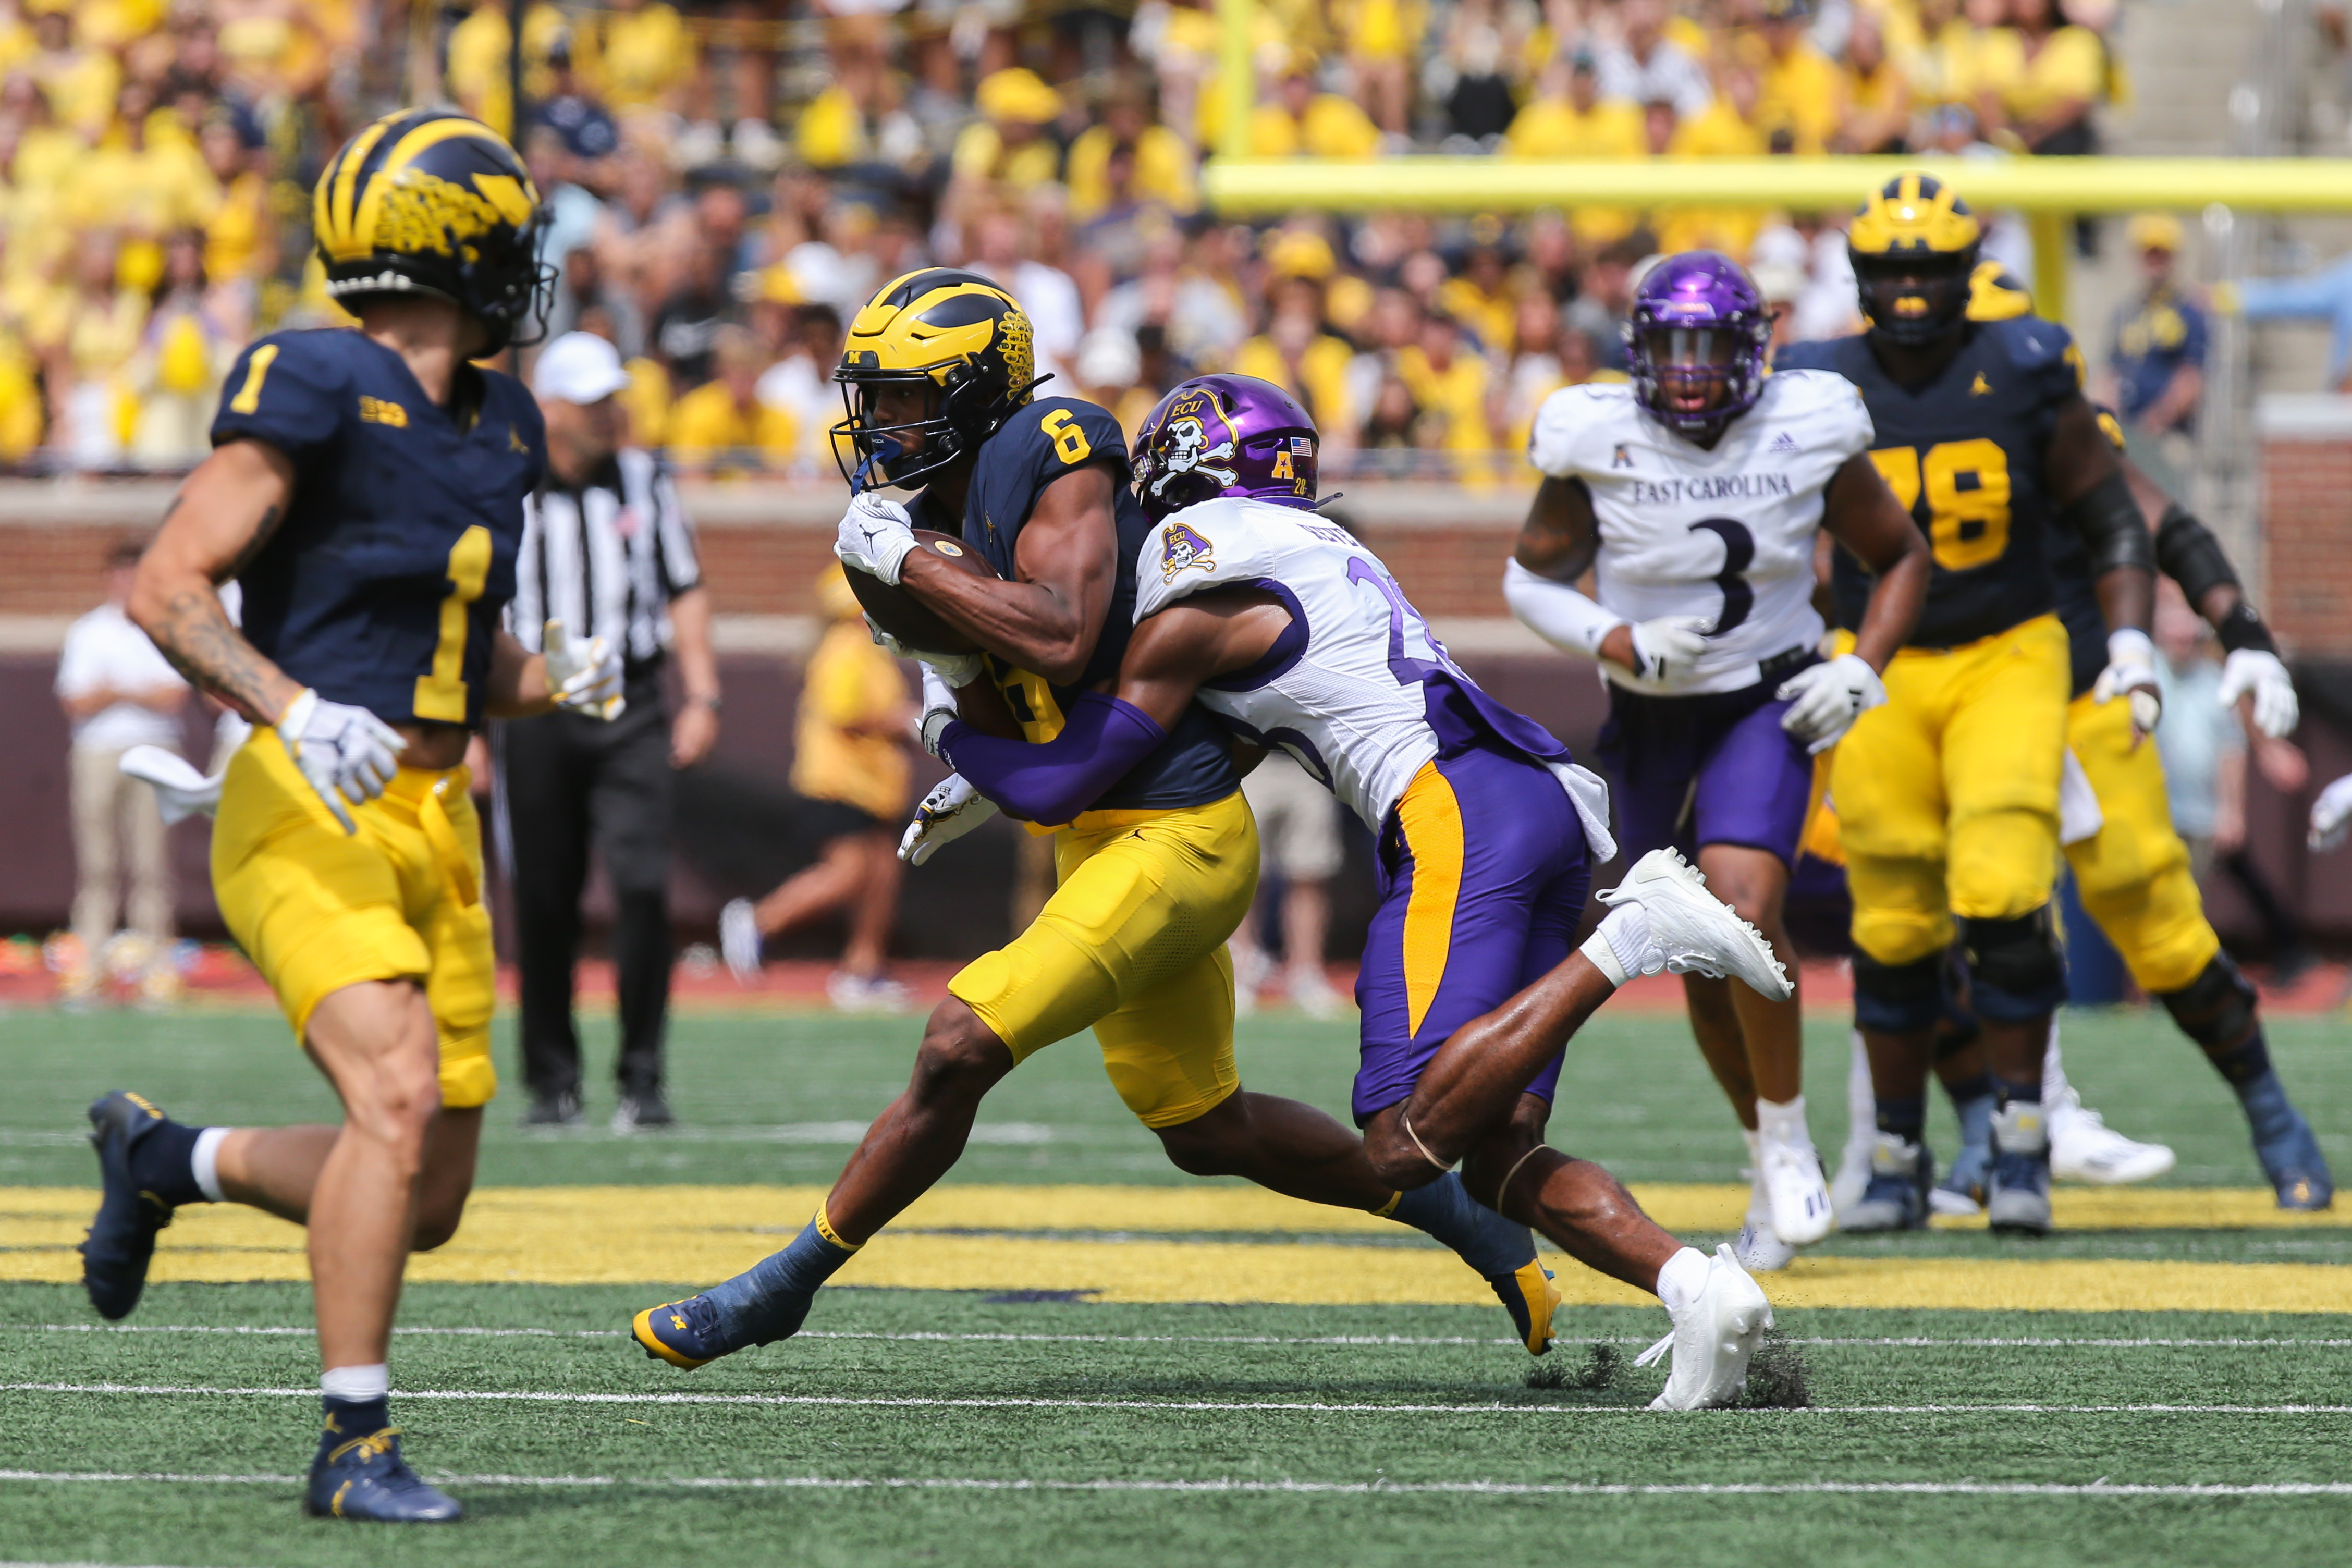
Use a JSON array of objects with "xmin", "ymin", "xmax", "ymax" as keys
[
  {"xmin": 1506, "ymin": 251, "xmax": 1929, "ymax": 1272},
  {"xmin": 930, "ymin": 372, "xmax": 1796, "ymax": 1408},
  {"xmin": 631, "ymin": 274, "xmax": 1570, "ymax": 1371},
  {"xmin": 77, "ymin": 112, "xmax": 626, "ymax": 1521},
  {"xmin": 1778, "ymin": 174, "xmax": 2161, "ymax": 1236}
]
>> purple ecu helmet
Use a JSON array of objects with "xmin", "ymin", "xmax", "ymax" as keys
[
  {"xmin": 1622, "ymin": 250, "xmax": 1773, "ymax": 444},
  {"xmin": 1133, "ymin": 373, "xmax": 1319, "ymax": 521}
]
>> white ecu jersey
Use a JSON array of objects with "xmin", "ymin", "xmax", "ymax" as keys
[
  {"xmin": 1527, "ymin": 368, "xmax": 1875, "ymax": 696},
  {"xmin": 1133, "ymin": 496, "xmax": 1614, "ymax": 855}
]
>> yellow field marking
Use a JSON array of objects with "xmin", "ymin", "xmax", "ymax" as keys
[{"xmin": 5, "ymin": 1185, "xmax": 2344, "ymax": 1312}]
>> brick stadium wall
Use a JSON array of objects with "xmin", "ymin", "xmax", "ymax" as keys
[{"xmin": 2260, "ymin": 397, "xmax": 2352, "ymax": 658}]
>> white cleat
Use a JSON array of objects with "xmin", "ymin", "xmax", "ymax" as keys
[
  {"xmin": 1597, "ymin": 849, "xmax": 1793, "ymax": 999},
  {"xmin": 2049, "ymin": 1088, "xmax": 2176, "ymax": 1185},
  {"xmin": 718, "ymin": 898, "xmax": 763, "ymax": 986},
  {"xmin": 1732, "ymin": 1214, "xmax": 1797, "ymax": 1273},
  {"xmin": 1760, "ymin": 1138, "xmax": 1835, "ymax": 1246},
  {"xmin": 1638, "ymin": 1244, "xmax": 1774, "ymax": 1410}
]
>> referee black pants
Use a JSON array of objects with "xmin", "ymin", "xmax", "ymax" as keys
[{"xmin": 500, "ymin": 672, "xmax": 673, "ymax": 1101}]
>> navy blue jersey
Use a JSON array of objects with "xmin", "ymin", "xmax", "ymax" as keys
[
  {"xmin": 1779, "ymin": 317, "xmax": 2086, "ymax": 650},
  {"xmin": 211, "ymin": 328, "xmax": 546, "ymax": 729},
  {"xmin": 911, "ymin": 394, "xmax": 1238, "ymax": 812}
]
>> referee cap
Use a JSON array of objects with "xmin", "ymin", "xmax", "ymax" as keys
[{"xmin": 534, "ymin": 332, "xmax": 632, "ymax": 404}]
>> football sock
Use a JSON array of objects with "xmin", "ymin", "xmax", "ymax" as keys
[
  {"xmin": 703, "ymin": 1208, "xmax": 860, "ymax": 1348},
  {"xmin": 320, "ymin": 1363, "xmax": 390, "ymax": 1401},
  {"xmin": 1755, "ymin": 1094, "xmax": 1809, "ymax": 1151},
  {"xmin": 1943, "ymin": 1072, "xmax": 1997, "ymax": 1160},
  {"xmin": 318, "ymin": 1365, "xmax": 393, "ymax": 1451},
  {"xmin": 1581, "ymin": 904, "xmax": 1656, "ymax": 987},
  {"xmin": 1874, "ymin": 1093, "xmax": 1926, "ymax": 1144},
  {"xmin": 1655, "ymin": 1245, "xmax": 1709, "ymax": 1313},
  {"xmin": 1741, "ymin": 1130, "xmax": 1770, "ymax": 1216},
  {"xmin": 128, "ymin": 1118, "xmax": 209, "ymax": 1208},
  {"xmin": 2231, "ymin": 1065, "xmax": 2301, "ymax": 1147},
  {"xmin": 190, "ymin": 1126, "xmax": 228, "ymax": 1203},
  {"xmin": 1383, "ymin": 1170, "xmax": 1536, "ymax": 1279},
  {"xmin": 2204, "ymin": 1030, "xmax": 2275, "ymax": 1088},
  {"xmin": 1996, "ymin": 1079, "xmax": 2043, "ymax": 1108}
]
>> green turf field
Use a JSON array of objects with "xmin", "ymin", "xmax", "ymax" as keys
[{"xmin": 3, "ymin": 1002, "xmax": 2348, "ymax": 1566}]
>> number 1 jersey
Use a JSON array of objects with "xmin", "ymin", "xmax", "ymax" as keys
[
  {"xmin": 1777, "ymin": 316, "xmax": 2085, "ymax": 652},
  {"xmin": 211, "ymin": 328, "xmax": 545, "ymax": 730},
  {"xmin": 1526, "ymin": 370, "xmax": 1873, "ymax": 696}
]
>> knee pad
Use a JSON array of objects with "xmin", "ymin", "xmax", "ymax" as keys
[
  {"xmin": 2158, "ymin": 953, "xmax": 2259, "ymax": 1050},
  {"xmin": 1852, "ymin": 951, "xmax": 1946, "ymax": 1034},
  {"xmin": 1958, "ymin": 908, "xmax": 2067, "ymax": 1022}
]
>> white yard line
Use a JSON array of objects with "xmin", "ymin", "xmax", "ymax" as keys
[
  {"xmin": 26, "ymin": 1323, "xmax": 2352, "ymax": 1351},
  {"xmin": 7, "ymin": 1382, "xmax": 2350, "ymax": 1417},
  {"xmin": 0, "ymin": 1469, "xmax": 2346, "ymax": 1499}
]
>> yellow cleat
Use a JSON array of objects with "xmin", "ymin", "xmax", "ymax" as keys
[{"xmin": 1491, "ymin": 1260, "xmax": 1561, "ymax": 1356}]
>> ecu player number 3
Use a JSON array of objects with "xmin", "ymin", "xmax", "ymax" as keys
[{"xmin": 77, "ymin": 111, "xmax": 625, "ymax": 1522}]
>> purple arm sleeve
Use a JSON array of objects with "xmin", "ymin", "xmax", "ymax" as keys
[{"xmin": 938, "ymin": 693, "xmax": 1168, "ymax": 824}]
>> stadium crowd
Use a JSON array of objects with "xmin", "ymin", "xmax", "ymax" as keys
[{"xmin": 0, "ymin": 0, "xmax": 2135, "ymax": 478}]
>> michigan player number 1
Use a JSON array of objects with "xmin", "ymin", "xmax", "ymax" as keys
[
  {"xmin": 1870, "ymin": 440, "xmax": 2013, "ymax": 572},
  {"xmin": 412, "ymin": 526, "xmax": 493, "ymax": 723}
]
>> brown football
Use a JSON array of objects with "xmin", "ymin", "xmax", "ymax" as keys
[{"xmin": 846, "ymin": 529, "xmax": 999, "ymax": 655}]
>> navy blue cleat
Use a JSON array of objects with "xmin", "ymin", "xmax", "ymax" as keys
[
  {"xmin": 80, "ymin": 1091, "xmax": 178, "ymax": 1319},
  {"xmin": 303, "ymin": 1422, "xmax": 461, "ymax": 1522},
  {"xmin": 1985, "ymin": 1103, "xmax": 2052, "ymax": 1235},
  {"xmin": 1840, "ymin": 1133, "xmax": 1932, "ymax": 1232},
  {"xmin": 632, "ymin": 1293, "xmax": 733, "ymax": 1369},
  {"xmin": 2255, "ymin": 1109, "xmax": 2334, "ymax": 1212}
]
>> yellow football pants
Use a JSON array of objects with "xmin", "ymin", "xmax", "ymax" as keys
[
  {"xmin": 949, "ymin": 792, "xmax": 1259, "ymax": 1129},
  {"xmin": 211, "ymin": 729, "xmax": 498, "ymax": 1109},
  {"xmin": 1831, "ymin": 614, "xmax": 2072, "ymax": 968},
  {"xmin": 2061, "ymin": 691, "xmax": 2222, "ymax": 994}
]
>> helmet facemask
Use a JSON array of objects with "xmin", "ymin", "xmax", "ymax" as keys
[{"xmin": 1853, "ymin": 246, "xmax": 1978, "ymax": 347}]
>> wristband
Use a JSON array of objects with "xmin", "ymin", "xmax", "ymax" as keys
[{"xmin": 2213, "ymin": 602, "xmax": 2280, "ymax": 657}]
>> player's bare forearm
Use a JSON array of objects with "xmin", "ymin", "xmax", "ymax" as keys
[
  {"xmin": 484, "ymin": 629, "xmax": 556, "ymax": 718},
  {"xmin": 953, "ymin": 671, "xmax": 1024, "ymax": 739},
  {"xmin": 2091, "ymin": 564, "xmax": 2155, "ymax": 638},
  {"xmin": 1512, "ymin": 476, "xmax": 1600, "ymax": 582},
  {"xmin": 130, "ymin": 440, "xmax": 302, "ymax": 725},
  {"xmin": 905, "ymin": 467, "xmax": 1118, "ymax": 684},
  {"xmin": 1110, "ymin": 593, "xmax": 1285, "ymax": 729},
  {"xmin": 1821, "ymin": 452, "xmax": 1929, "ymax": 671}
]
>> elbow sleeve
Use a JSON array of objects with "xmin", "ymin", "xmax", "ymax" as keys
[
  {"xmin": 2062, "ymin": 470, "xmax": 2155, "ymax": 580},
  {"xmin": 2153, "ymin": 503, "xmax": 2243, "ymax": 603},
  {"xmin": 938, "ymin": 694, "xmax": 1168, "ymax": 824}
]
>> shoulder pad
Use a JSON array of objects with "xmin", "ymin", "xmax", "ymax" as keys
[
  {"xmin": 1769, "ymin": 337, "xmax": 1847, "ymax": 374},
  {"xmin": 1983, "ymin": 315, "xmax": 2087, "ymax": 397},
  {"xmin": 1134, "ymin": 497, "xmax": 1287, "ymax": 622},
  {"xmin": 1762, "ymin": 368, "xmax": 1876, "ymax": 456},
  {"xmin": 1528, "ymin": 381, "xmax": 1633, "ymax": 477},
  {"xmin": 1001, "ymin": 395, "xmax": 1130, "ymax": 474}
]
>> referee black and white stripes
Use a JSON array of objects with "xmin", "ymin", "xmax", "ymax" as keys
[{"xmin": 509, "ymin": 448, "xmax": 702, "ymax": 671}]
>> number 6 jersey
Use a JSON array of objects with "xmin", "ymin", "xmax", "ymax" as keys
[
  {"xmin": 1527, "ymin": 369, "xmax": 1873, "ymax": 696},
  {"xmin": 1133, "ymin": 497, "xmax": 1615, "ymax": 856}
]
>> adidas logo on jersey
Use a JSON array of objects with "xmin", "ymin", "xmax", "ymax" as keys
[{"xmin": 1768, "ymin": 432, "xmax": 1799, "ymax": 454}]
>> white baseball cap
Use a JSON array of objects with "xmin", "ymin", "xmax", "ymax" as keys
[{"xmin": 532, "ymin": 331, "xmax": 632, "ymax": 403}]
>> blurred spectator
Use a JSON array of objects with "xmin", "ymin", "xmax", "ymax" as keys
[
  {"xmin": 669, "ymin": 324, "xmax": 798, "ymax": 473},
  {"xmin": 1748, "ymin": 0, "xmax": 1842, "ymax": 151},
  {"xmin": 56, "ymin": 541, "xmax": 187, "ymax": 1003},
  {"xmin": 505, "ymin": 332, "xmax": 718, "ymax": 1130},
  {"xmin": 1342, "ymin": 0, "xmax": 1423, "ymax": 136},
  {"xmin": 2152, "ymin": 584, "xmax": 2240, "ymax": 887},
  {"xmin": 1506, "ymin": 50, "xmax": 1645, "ymax": 253},
  {"xmin": 1243, "ymin": 56, "xmax": 1385, "ymax": 157},
  {"xmin": 2216, "ymin": 254, "xmax": 2352, "ymax": 392},
  {"xmin": 953, "ymin": 67, "xmax": 1064, "ymax": 191},
  {"xmin": 1233, "ymin": 752, "xmax": 1346, "ymax": 1018},
  {"xmin": 129, "ymin": 229, "xmax": 236, "ymax": 466},
  {"xmin": 1597, "ymin": 0, "xmax": 1713, "ymax": 119},
  {"xmin": 1978, "ymin": 0, "xmax": 2107, "ymax": 157},
  {"xmin": 968, "ymin": 202, "xmax": 1084, "ymax": 391},
  {"xmin": 652, "ymin": 237, "xmax": 734, "ymax": 388},
  {"xmin": 718, "ymin": 565, "xmax": 913, "ymax": 1011},
  {"xmin": 545, "ymin": 244, "xmax": 647, "ymax": 361},
  {"xmin": 446, "ymin": 0, "xmax": 568, "ymax": 142},
  {"xmin": 1065, "ymin": 79, "xmax": 1198, "ymax": 222},
  {"xmin": 575, "ymin": 0, "xmax": 696, "ymax": 118},
  {"xmin": 1836, "ymin": 10, "xmax": 1912, "ymax": 152},
  {"xmin": 2106, "ymin": 212, "xmax": 2206, "ymax": 441}
]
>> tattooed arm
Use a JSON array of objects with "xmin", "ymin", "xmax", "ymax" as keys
[{"xmin": 129, "ymin": 438, "xmax": 304, "ymax": 725}]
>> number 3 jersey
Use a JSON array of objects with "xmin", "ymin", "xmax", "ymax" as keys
[
  {"xmin": 1133, "ymin": 497, "xmax": 1615, "ymax": 854},
  {"xmin": 1526, "ymin": 370, "xmax": 1873, "ymax": 696},
  {"xmin": 211, "ymin": 328, "xmax": 546, "ymax": 730},
  {"xmin": 1775, "ymin": 316, "xmax": 2085, "ymax": 651}
]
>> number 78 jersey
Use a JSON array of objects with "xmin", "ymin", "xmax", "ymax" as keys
[
  {"xmin": 1134, "ymin": 497, "xmax": 1613, "ymax": 842},
  {"xmin": 1528, "ymin": 370, "xmax": 1873, "ymax": 696}
]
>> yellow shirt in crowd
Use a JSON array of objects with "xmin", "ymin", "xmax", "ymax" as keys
[
  {"xmin": 1975, "ymin": 23, "xmax": 2105, "ymax": 120},
  {"xmin": 1232, "ymin": 332, "xmax": 1357, "ymax": 432},
  {"xmin": 1063, "ymin": 123, "xmax": 1199, "ymax": 219},
  {"xmin": 666, "ymin": 382, "xmax": 798, "ymax": 473},
  {"xmin": 793, "ymin": 597, "xmax": 912, "ymax": 820},
  {"xmin": 577, "ymin": 1, "xmax": 695, "ymax": 110}
]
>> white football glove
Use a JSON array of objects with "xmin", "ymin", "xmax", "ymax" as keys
[
  {"xmin": 1626, "ymin": 615, "xmax": 1713, "ymax": 687},
  {"xmin": 2092, "ymin": 629, "xmax": 2163, "ymax": 740},
  {"xmin": 835, "ymin": 493, "xmax": 917, "ymax": 584},
  {"xmin": 898, "ymin": 773, "xmax": 999, "ymax": 865},
  {"xmin": 2219, "ymin": 647, "xmax": 2298, "ymax": 740},
  {"xmin": 118, "ymin": 745, "xmax": 227, "ymax": 825},
  {"xmin": 1776, "ymin": 652, "xmax": 1887, "ymax": 755},
  {"xmin": 544, "ymin": 619, "xmax": 626, "ymax": 720},
  {"xmin": 2311, "ymin": 773, "xmax": 2352, "ymax": 851},
  {"xmin": 865, "ymin": 615, "xmax": 985, "ymax": 686},
  {"xmin": 276, "ymin": 688, "xmax": 405, "ymax": 835},
  {"xmin": 916, "ymin": 665, "xmax": 964, "ymax": 758}
]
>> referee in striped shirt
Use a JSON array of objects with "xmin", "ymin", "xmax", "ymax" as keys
[{"xmin": 504, "ymin": 332, "xmax": 722, "ymax": 1131}]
